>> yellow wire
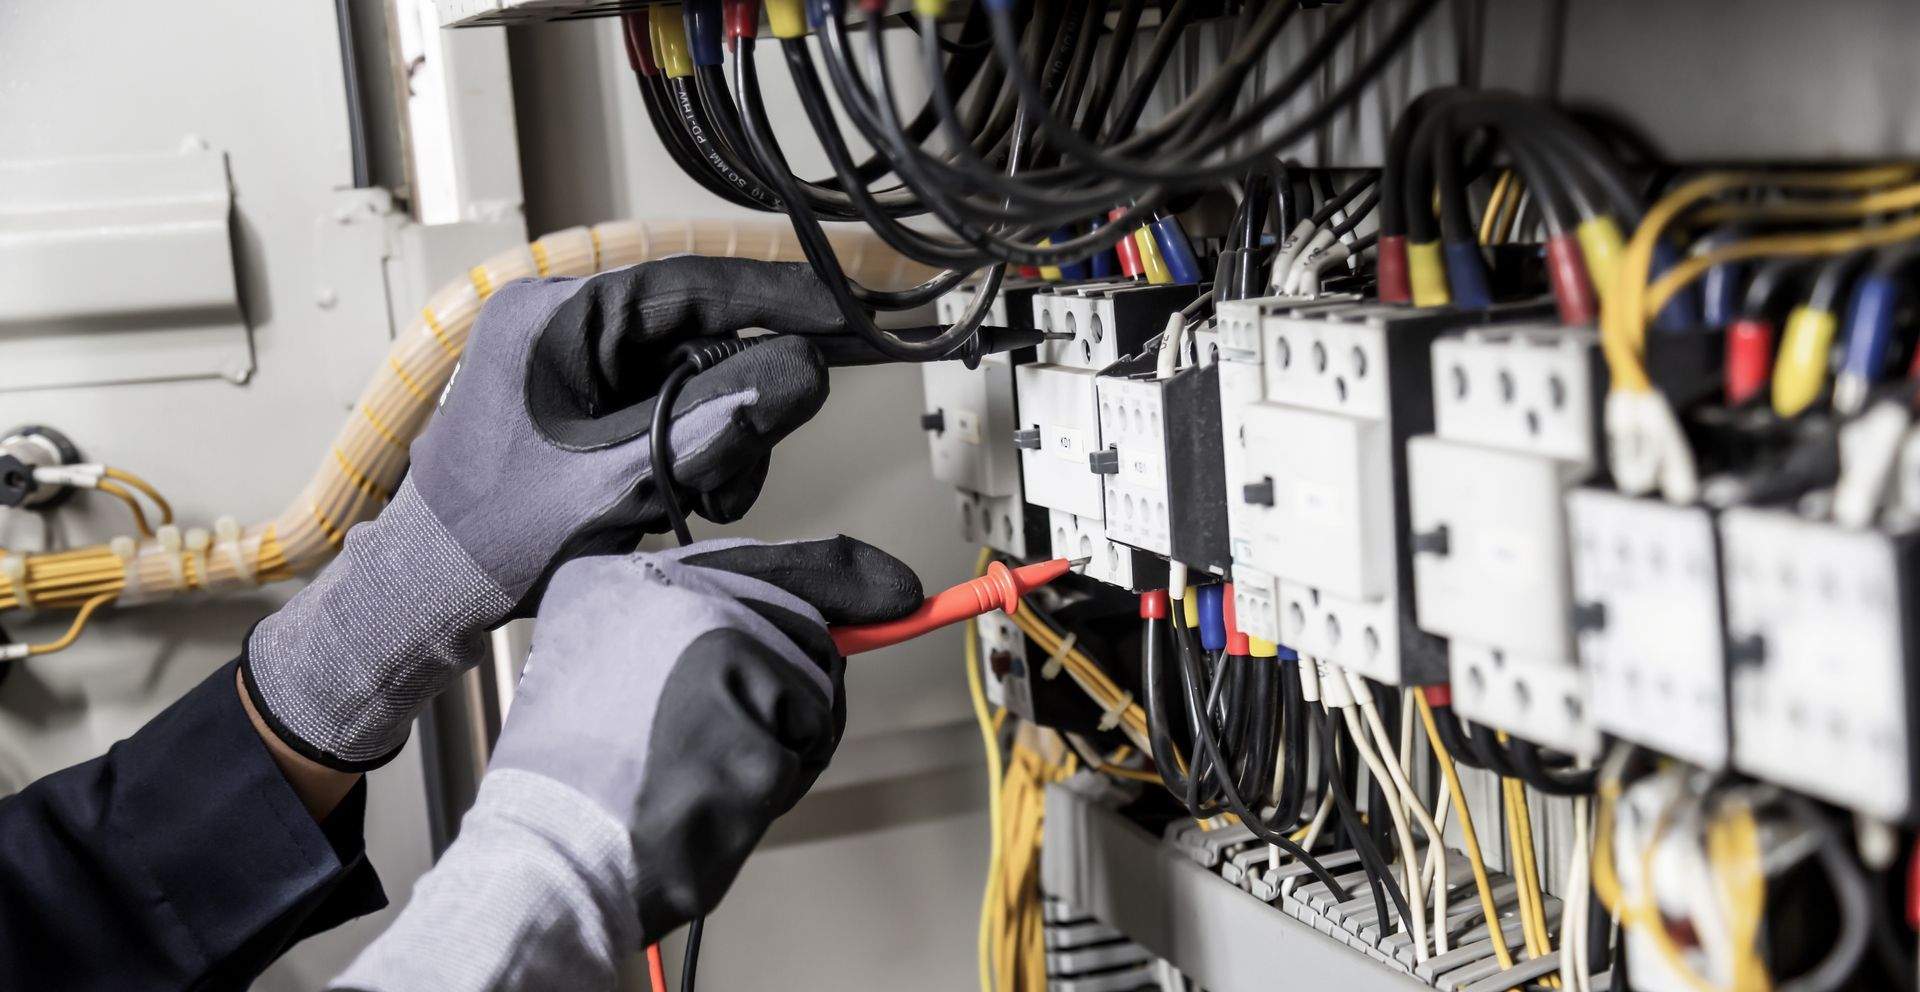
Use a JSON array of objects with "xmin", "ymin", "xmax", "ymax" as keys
[
  {"xmin": 94, "ymin": 481, "xmax": 155, "ymax": 539},
  {"xmin": 1415, "ymin": 689, "xmax": 1517, "ymax": 972},
  {"xmin": 1495, "ymin": 179, "xmax": 1526, "ymax": 245},
  {"xmin": 102, "ymin": 466, "xmax": 173, "ymax": 525},
  {"xmin": 1708, "ymin": 799, "xmax": 1771, "ymax": 992},
  {"xmin": 1601, "ymin": 165, "xmax": 1920, "ymax": 394},
  {"xmin": 1633, "ymin": 800, "xmax": 1721, "ymax": 992},
  {"xmin": 26, "ymin": 593, "xmax": 116, "ymax": 656},
  {"xmin": 1644, "ymin": 208, "xmax": 1920, "ymax": 321},
  {"xmin": 1481, "ymin": 171, "xmax": 1515, "ymax": 246},
  {"xmin": 1504, "ymin": 777, "xmax": 1550, "ymax": 964},
  {"xmin": 965, "ymin": 547, "xmax": 1003, "ymax": 992}
]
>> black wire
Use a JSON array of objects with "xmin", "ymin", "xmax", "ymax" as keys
[
  {"xmin": 1507, "ymin": 738, "xmax": 1597, "ymax": 796},
  {"xmin": 681, "ymin": 916, "xmax": 703, "ymax": 992},
  {"xmin": 652, "ymin": 361, "xmax": 699, "ymax": 547},
  {"xmin": 1317, "ymin": 705, "xmax": 1410, "ymax": 935}
]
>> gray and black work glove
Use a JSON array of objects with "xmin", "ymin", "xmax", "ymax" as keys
[
  {"xmin": 328, "ymin": 536, "xmax": 923, "ymax": 992},
  {"xmin": 245, "ymin": 258, "xmax": 846, "ymax": 770}
]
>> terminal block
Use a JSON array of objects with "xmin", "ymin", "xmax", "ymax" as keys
[
  {"xmin": 1569, "ymin": 489, "xmax": 1729, "ymax": 769},
  {"xmin": 1721, "ymin": 508, "xmax": 1920, "ymax": 820},
  {"xmin": 1409, "ymin": 325, "xmax": 1602, "ymax": 754},
  {"xmin": 1231, "ymin": 300, "xmax": 1553, "ymax": 685},
  {"xmin": 1016, "ymin": 363, "xmax": 1107, "ymax": 521},
  {"xmin": 1049, "ymin": 508, "xmax": 1167, "ymax": 592}
]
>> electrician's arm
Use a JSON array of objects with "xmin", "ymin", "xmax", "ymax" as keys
[
  {"xmin": 236, "ymin": 666, "xmax": 363, "ymax": 820},
  {"xmin": 0, "ymin": 658, "xmax": 388, "ymax": 991},
  {"xmin": 330, "ymin": 537, "xmax": 922, "ymax": 992}
]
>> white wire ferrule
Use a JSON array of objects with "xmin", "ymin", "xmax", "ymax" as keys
[
  {"xmin": 1296, "ymin": 653, "xmax": 1323, "ymax": 704},
  {"xmin": 1268, "ymin": 219, "xmax": 1317, "ymax": 294},
  {"xmin": 31, "ymin": 463, "xmax": 104, "ymax": 490},
  {"xmin": 1319, "ymin": 658, "xmax": 1355, "ymax": 708},
  {"xmin": 1282, "ymin": 229, "xmax": 1340, "ymax": 296}
]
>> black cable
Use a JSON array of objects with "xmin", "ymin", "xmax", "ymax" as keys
[
  {"xmin": 1316, "ymin": 705, "xmax": 1411, "ymax": 935},
  {"xmin": 680, "ymin": 916, "xmax": 703, "ymax": 992},
  {"xmin": 651, "ymin": 360, "xmax": 700, "ymax": 547},
  {"xmin": 333, "ymin": 0, "xmax": 371, "ymax": 189},
  {"xmin": 1507, "ymin": 738, "xmax": 1597, "ymax": 796},
  {"xmin": 637, "ymin": 73, "xmax": 766, "ymax": 209},
  {"xmin": 1170, "ymin": 620, "xmax": 1354, "ymax": 900}
]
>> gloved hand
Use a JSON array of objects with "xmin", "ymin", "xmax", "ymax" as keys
[
  {"xmin": 328, "ymin": 536, "xmax": 923, "ymax": 992},
  {"xmin": 245, "ymin": 257, "xmax": 847, "ymax": 770}
]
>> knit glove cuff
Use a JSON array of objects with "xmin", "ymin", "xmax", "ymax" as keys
[{"xmin": 244, "ymin": 478, "xmax": 515, "ymax": 770}]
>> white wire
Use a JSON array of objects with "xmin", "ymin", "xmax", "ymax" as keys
[
  {"xmin": 1360, "ymin": 695, "xmax": 1451, "ymax": 955},
  {"xmin": 1341, "ymin": 703, "xmax": 1431, "ymax": 960}
]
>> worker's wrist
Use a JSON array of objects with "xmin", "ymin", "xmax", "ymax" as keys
[
  {"xmin": 245, "ymin": 478, "xmax": 515, "ymax": 770},
  {"xmin": 329, "ymin": 769, "xmax": 640, "ymax": 992}
]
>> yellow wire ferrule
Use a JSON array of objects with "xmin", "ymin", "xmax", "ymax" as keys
[
  {"xmin": 650, "ymin": 4, "xmax": 695, "ymax": 79},
  {"xmin": 914, "ymin": 0, "xmax": 948, "ymax": 15},
  {"xmin": 1576, "ymin": 215, "xmax": 1627, "ymax": 307},
  {"xmin": 1407, "ymin": 240, "xmax": 1451, "ymax": 307},
  {"xmin": 766, "ymin": 0, "xmax": 807, "ymax": 39},
  {"xmin": 1248, "ymin": 636, "xmax": 1279, "ymax": 659},
  {"xmin": 1037, "ymin": 238, "xmax": 1062, "ymax": 281},
  {"xmin": 1772, "ymin": 305, "xmax": 1839, "ymax": 418},
  {"xmin": 1182, "ymin": 587, "xmax": 1200, "ymax": 628},
  {"xmin": 1135, "ymin": 228, "xmax": 1172, "ymax": 285}
]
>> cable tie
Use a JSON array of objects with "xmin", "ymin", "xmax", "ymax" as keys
[
  {"xmin": 183, "ymin": 527, "xmax": 211, "ymax": 592},
  {"xmin": 0, "ymin": 555, "xmax": 29, "ymax": 610},
  {"xmin": 210, "ymin": 516, "xmax": 258, "ymax": 587},
  {"xmin": 112, "ymin": 535, "xmax": 155, "ymax": 607},
  {"xmin": 1041, "ymin": 632, "xmax": 1076, "ymax": 680},
  {"xmin": 156, "ymin": 525, "xmax": 187, "ymax": 591},
  {"xmin": 1096, "ymin": 689, "xmax": 1135, "ymax": 732}
]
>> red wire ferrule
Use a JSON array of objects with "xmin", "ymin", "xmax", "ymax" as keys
[
  {"xmin": 1140, "ymin": 590, "xmax": 1170, "ymax": 620},
  {"xmin": 621, "ymin": 12, "xmax": 658, "ymax": 75},
  {"xmin": 1377, "ymin": 234, "xmax": 1411, "ymax": 303},
  {"xmin": 1424, "ymin": 683, "xmax": 1453, "ymax": 708},
  {"xmin": 1222, "ymin": 583, "xmax": 1250, "ymax": 655},
  {"xmin": 1545, "ymin": 232, "xmax": 1598, "ymax": 326},
  {"xmin": 723, "ymin": 0, "xmax": 762, "ymax": 46},
  {"xmin": 1726, "ymin": 318, "xmax": 1776, "ymax": 406}
]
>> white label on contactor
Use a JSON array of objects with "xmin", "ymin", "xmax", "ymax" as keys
[
  {"xmin": 951, "ymin": 408, "xmax": 981, "ymax": 445},
  {"xmin": 1048, "ymin": 426, "xmax": 1085, "ymax": 462}
]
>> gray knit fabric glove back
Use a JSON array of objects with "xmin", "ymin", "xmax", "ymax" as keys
[{"xmin": 245, "ymin": 258, "xmax": 844, "ymax": 770}]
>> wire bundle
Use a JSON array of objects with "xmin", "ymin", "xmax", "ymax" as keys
[{"xmin": 620, "ymin": 0, "xmax": 1445, "ymax": 361}]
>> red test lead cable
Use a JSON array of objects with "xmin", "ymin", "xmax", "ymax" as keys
[{"xmin": 831, "ymin": 557, "xmax": 1085, "ymax": 655}]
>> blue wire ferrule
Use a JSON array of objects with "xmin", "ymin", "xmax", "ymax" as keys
[
  {"xmin": 1197, "ymin": 585, "xmax": 1227, "ymax": 652},
  {"xmin": 1086, "ymin": 216, "xmax": 1118, "ymax": 278},
  {"xmin": 1277, "ymin": 644, "xmax": 1299, "ymax": 662},
  {"xmin": 683, "ymin": 0, "xmax": 726, "ymax": 66},
  {"xmin": 1150, "ymin": 216, "xmax": 1203, "ymax": 286},
  {"xmin": 1442, "ymin": 240, "xmax": 1492, "ymax": 309},
  {"xmin": 1053, "ymin": 227, "xmax": 1090, "ymax": 281},
  {"xmin": 1835, "ymin": 272, "xmax": 1898, "ymax": 414},
  {"xmin": 1650, "ymin": 240, "xmax": 1701, "ymax": 332},
  {"xmin": 805, "ymin": 0, "xmax": 843, "ymax": 29}
]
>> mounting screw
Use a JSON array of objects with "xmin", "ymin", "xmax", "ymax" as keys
[{"xmin": 920, "ymin": 409, "xmax": 945, "ymax": 434}]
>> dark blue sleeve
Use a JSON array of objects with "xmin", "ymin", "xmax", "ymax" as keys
[{"xmin": 0, "ymin": 658, "xmax": 388, "ymax": 992}]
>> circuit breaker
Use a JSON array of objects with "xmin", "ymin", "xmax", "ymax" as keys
[
  {"xmin": 1722, "ymin": 508, "xmax": 1920, "ymax": 821},
  {"xmin": 1409, "ymin": 325, "xmax": 1602, "ymax": 754}
]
